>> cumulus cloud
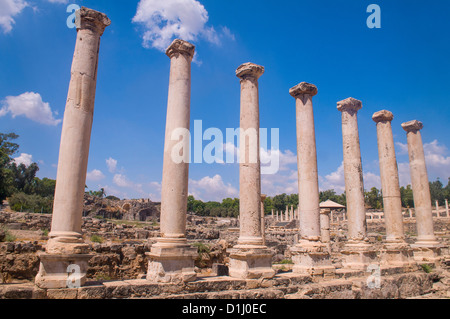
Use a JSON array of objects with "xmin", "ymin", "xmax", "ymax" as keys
[
  {"xmin": 0, "ymin": 92, "xmax": 61, "ymax": 125},
  {"xmin": 13, "ymin": 153, "xmax": 33, "ymax": 166},
  {"xmin": 396, "ymin": 140, "xmax": 450, "ymax": 186},
  {"xmin": 132, "ymin": 0, "xmax": 233, "ymax": 51},
  {"xmin": 46, "ymin": 0, "xmax": 68, "ymax": 3},
  {"xmin": 189, "ymin": 174, "xmax": 238, "ymax": 201},
  {"xmin": 106, "ymin": 157, "xmax": 118, "ymax": 173},
  {"xmin": 0, "ymin": 0, "xmax": 28, "ymax": 33},
  {"xmin": 86, "ymin": 169, "xmax": 105, "ymax": 182}
]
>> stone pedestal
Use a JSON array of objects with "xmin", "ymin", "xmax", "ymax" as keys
[
  {"xmin": 147, "ymin": 39, "xmax": 197, "ymax": 283},
  {"xmin": 341, "ymin": 241, "xmax": 378, "ymax": 270},
  {"xmin": 146, "ymin": 239, "xmax": 197, "ymax": 283},
  {"xmin": 228, "ymin": 63, "xmax": 274, "ymax": 280},
  {"xmin": 35, "ymin": 7, "xmax": 110, "ymax": 289},
  {"xmin": 380, "ymin": 242, "xmax": 416, "ymax": 270},
  {"xmin": 290, "ymin": 240, "xmax": 335, "ymax": 278},
  {"xmin": 35, "ymin": 253, "xmax": 92, "ymax": 289},
  {"xmin": 402, "ymin": 120, "xmax": 442, "ymax": 262},
  {"xmin": 228, "ymin": 246, "xmax": 274, "ymax": 279}
]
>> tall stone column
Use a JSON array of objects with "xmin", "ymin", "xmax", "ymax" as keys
[
  {"xmin": 338, "ymin": 98, "xmax": 377, "ymax": 269},
  {"xmin": 146, "ymin": 39, "xmax": 197, "ymax": 283},
  {"xmin": 402, "ymin": 120, "xmax": 441, "ymax": 262},
  {"xmin": 35, "ymin": 7, "xmax": 110, "ymax": 289},
  {"xmin": 289, "ymin": 82, "xmax": 333, "ymax": 276},
  {"xmin": 228, "ymin": 63, "xmax": 275, "ymax": 279},
  {"xmin": 373, "ymin": 111, "xmax": 415, "ymax": 269}
]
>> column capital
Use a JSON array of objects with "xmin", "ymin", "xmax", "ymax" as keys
[
  {"xmin": 166, "ymin": 39, "xmax": 196, "ymax": 60},
  {"xmin": 402, "ymin": 120, "xmax": 423, "ymax": 133},
  {"xmin": 261, "ymin": 194, "xmax": 267, "ymax": 202},
  {"xmin": 337, "ymin": 97, "xmax": 362, "ymax": 113},
  {"xmin": 289, "ymin": 82, "xmax": 318, "ymax": 98},
  {"xmin": 372, "ymin": 110, "xmax": 394, "ymax": 123},
  {"xmin": 236, "ymin": 63, "xmax": 264, "ymax": 81},
  {"xmin": 75, "ymin": 7, "xmax": 111, "ymax": 36}
]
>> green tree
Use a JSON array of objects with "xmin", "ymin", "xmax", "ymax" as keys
[
  {"xmin": 9, "ymin": 162, "xmax": 39, "ymax": 194},
  {"xmin": 0, "ymin": 133, "xmax": 19, "ymax": 202},
  {"xmin": 429, "ymin": 179, "xmax": 444, "ymax": 205},
  {"xmin": 400, "ymin": 185, "xmax": 414, "ymax": 208},
  {"xmin": 365, "ymin": 187, "xmax": 383, "ymax": 209}
]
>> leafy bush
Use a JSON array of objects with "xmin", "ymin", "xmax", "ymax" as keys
[
  {"xmin": 8, "ymin": 192, "xmax": 53, "ymax": 214},
  {"xmin": 0, "ymin": 226, "xmax": 16, "ymax": 242}
]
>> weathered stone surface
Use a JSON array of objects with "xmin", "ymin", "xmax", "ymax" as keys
[{"xmin": 289, "ymin": 82, "xmax": 318, "ymax": 97}]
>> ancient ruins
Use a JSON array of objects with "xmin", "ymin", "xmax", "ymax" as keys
[{"xmin": 0, "ymin": 7, "xmax": 449, "ymax": 299}]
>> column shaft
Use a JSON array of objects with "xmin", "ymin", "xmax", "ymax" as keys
[
  {"xmin": 338, "ymin": 98, "xmax": 367, "ymax": 241},
  {"xmin": 373, "ymin": 111, "xmax": 404, "ymax": 242},
  {"xmin": 402, "ymin": 121, "xmax": 437, "ymax": 244},
  {"xmin": 292, "ymin": 84, "xmax": 320, "ymax": 240},
  {"xmin": 238, "ymin": 64, "xmax": 263, "ymax": 246},
  {"xmin": 48, "ymin": 7, "xmax": 110, "ymax": 253},
  {"xmin": 160, "ymin": 42, "xmax": 194, "ymax": 240}
]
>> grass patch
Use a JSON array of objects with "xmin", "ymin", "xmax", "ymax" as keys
[
  {"xmin": 193, "ymin": 242, "xmax": 210, "ymax": 254},
  {"xmin": 276, "ymin": 259, "xmax": 294, "ymax": 265},
  {"xmin": 90, "ymin": 234, "xmax": 104, "ymax": 244},
  {"xmin": 0, "ymin": 226, "xmax": 16, "ymax": 242},
  {"xmin": 420, "ymin": 264, "xmax": 433, "ymax": 274}
]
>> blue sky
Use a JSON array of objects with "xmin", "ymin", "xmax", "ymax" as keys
[{"xmin": 1, "ymin": 0, "xmax": 449, "ymax": 201}]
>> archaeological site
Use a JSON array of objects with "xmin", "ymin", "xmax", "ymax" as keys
[{"xmin": 1, "ymin": 7, "xmax": 449, "ymax": 302}]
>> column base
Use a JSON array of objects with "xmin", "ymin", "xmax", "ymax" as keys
[
  {"xmin": 227, "ymin": 245, "xmax": 275, "ymax": 280},
  {"xmin": 341, "ymin": 241, "xmax": 378, "ymax": 270},
  {"xmin": 35, "ymin": 253, "xmax": 92, "ymax": 289},
  {"xmin": 146, "ymin": 239, "xmax": 198, "ymax": 283},
  {"xmin": 411, "ymin": 241, "xmax": 442, "ymax": 263},
  {"xmin": 380, "ymin": 242, "xmax": 417, "ymax": 270},
  {"xmin": 290, "ymin": 240, "xmax": 335, "ymax": 278},
  {"xmin": 46, "ymin": 234, "xmax": 90, "ymax": 255}
]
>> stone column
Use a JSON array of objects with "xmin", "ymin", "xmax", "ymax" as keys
[
  {"xmin": 289, "ymin": 83, "xmax": 333, "ymax": 276},
  {"xmin": 320, "ymin": 209, "xmax": 331, "ymax": 251},
  {"xmin": 338, "ymin": 98, "xmax": 377, "ymax": 269},
  {"xmin": 435, "ymin": 201, "xmax": 440, "ymax": 218},
  {"xmin": 261, "ymin": 195, "xmax": 267, "ymax": 245},
  {"xmin": 373, "ymin": 111, "xmax": 414, "ymax": 269},
  {"xmin": 446, "ymin": 200, "xmax": 449, "ymax": 218},
  {"xmin": 35, "ymin": 7, "xmax": 110, "ymax": 289},
  {"xmin": 146, "ymin": 39, "xmax": 197, "ymax": 283},
  {"xmin": 402, "ymin": 120, "xmax": 441, "ymax": 262},
  {"xmin": 228, "ymin": 63, "xmax": 275, "ymax": 279}
]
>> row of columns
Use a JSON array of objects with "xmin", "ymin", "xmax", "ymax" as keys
[{"xmin": 35, "ymin": 7, "xmax": 443, "ymax": 288}]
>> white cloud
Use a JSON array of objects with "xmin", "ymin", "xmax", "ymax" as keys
[
  {"xmin": 189, "ymin": 174, "xmax": 238, "ymax": 201},
  {"xmin": 86, "ymin": 169, "xmax": 105, "ymax": 182},
  {"xmin": 319, "ymin": 162, "xmax": 346, "ymax": 194},
  {"xmin": 113, "ymin": 174, "xmax": 133, "ymax": 188},
  {"xmin": 0, "ymin": 92, "xmax": 61, "ymax": 125},
  {"xmin": 0, "ymin": 0, "xmax": 28, "ymax": 33},
  {"xmin": 396, "ymin": 140, "xmax": 450, "ymax": 186},
  {"xmin": 46, "ymin": 0, "xmax": 68, "ymax": 4},
  {"xmin": 13, "ymin": 153, "xmax": 33, "ymax": 166},
  {"xmin": 132, "ymin": 0, "xmax": 232, "ymax": 51},
  {"xmin": 106, "ymin": 157, "xmax": 118, "ymax": 173}
]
